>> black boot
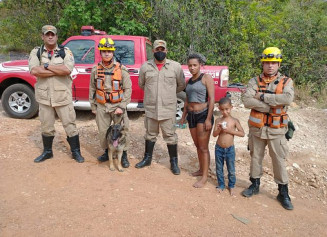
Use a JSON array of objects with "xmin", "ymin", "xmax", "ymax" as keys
[
  {"xmin": 34, "ymin": 135, "xmax": 54, "ymax": 163},
  {"xmin": 121, "ymin": 151, "xmax": 130, "ymax": 168},
  {"xmin": 67, "ymin": 135, "xmax": 84, "ymax": 163},
  {"xmin": 277, "ymin": 184, "xmax": 294, "ymax": 210},
  {"xmin": 242, "ymin": 177, "xmax": 260, "ymax": 197},
  {"xmin": 97, "ymin": 149, "xmax": 109, "ymax": 162},
  {"xmin": 167, "ymin": 144, "xmax": 180, "ymax": 175},
  {"xmin": 135, "ymin": 140, "xmax": 155, "ymax": 168}
]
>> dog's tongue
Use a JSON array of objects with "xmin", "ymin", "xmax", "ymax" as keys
[{"xmin": 113, "ymin": 139, "xmax": 118, "ymax": 147}]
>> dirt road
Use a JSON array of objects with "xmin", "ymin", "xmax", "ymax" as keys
[{"xmin": 0, "ymin": 98, "xmax": 326, "ymax": 236}]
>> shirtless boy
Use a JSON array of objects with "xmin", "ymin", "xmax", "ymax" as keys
[{"xmin": 213, "ymin": 98, "xmax": 245, "ymax": 196}]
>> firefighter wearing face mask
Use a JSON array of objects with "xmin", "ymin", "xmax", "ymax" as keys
[
  {"xmin": 89, "ymin": 37, "xmax": 132, "ymax": 168},
  {"xmin": 241, "ymin": 47, "xmax": 294, "ymax": 210},
  {"xmin": 136, "ymin": 40, "xmax": 186, "ymax": 175}
]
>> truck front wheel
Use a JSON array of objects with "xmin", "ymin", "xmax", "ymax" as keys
[{"xmin": 2, "ymin": 84, "xmax": 38, "ymax": 119}]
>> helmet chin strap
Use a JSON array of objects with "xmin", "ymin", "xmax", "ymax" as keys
[
  {"xmin": 263, "ymin": 71, "xmax": 278, "ymax": 77},
  {"xmin": 102, "ymin": 57, "xmax": 113, "ymax": 66},
  {"xmin": 262, "ymin": 71, "xmax": 278, "ymax": 83}
]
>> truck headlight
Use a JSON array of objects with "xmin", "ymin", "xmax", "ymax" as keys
[{"xmin": 220, "ymin": 68, "xmax": 229, "ymax": 87}]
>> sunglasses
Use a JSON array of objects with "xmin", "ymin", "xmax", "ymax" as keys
[
  {"xmin": 261, "ymin": 53, "xmax": 282, "ymax": 59},
  {"xmin": 98, "ymin": 43, "xmax": 114, "ymax": 48}
]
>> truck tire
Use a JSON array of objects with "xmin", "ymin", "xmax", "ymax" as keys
[
  {"xmin": 2, "ymin": 84, "xmax": 38, "ymax": 119},
  {"xmin": 176, "ymin": 91, "xmax": 186, "ymax": 121}
]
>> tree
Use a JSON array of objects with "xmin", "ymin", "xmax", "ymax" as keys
[
  {"xmin": 0, "ymin": 0, "xmax": 326, "ymax": 94},
  {"xmin": 0, "ymin": 0, "xmax": 66, "ymax": 51},
  {"xmin": 57, "ymin": 0, "xmax": 150, "ymax": 39}
]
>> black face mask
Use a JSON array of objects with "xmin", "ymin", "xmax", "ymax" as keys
[{"xmin": 154, "ymin": 51, "xmax": 166, "ymax": 61}]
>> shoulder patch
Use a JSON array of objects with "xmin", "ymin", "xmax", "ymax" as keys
[
  {"xmin": 67, "ymin": 50, "xmax": 73, "ymax": 57},
  {"xmin": 63, "ymin": 47, "xmax": 72, "ymax": 53}
]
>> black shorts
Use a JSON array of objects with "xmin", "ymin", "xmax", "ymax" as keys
[{"xmin": 186, "ymin": 109, "xmax": 214, "ymax": 129}]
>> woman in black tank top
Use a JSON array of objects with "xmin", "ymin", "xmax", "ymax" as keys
[{"xmin": 180, "ymin": 53, "xmax": 215, "ymax": 188}]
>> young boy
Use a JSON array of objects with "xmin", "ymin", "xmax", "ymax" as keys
[{"xmin": 213, "ymin": 97, "xmax": 245, "ymax": 196}]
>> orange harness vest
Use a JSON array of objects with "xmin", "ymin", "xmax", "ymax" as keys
[
  {"xmin": 249, "ymin": 75, "xmax": 291, "ymax": 129},
  {"xmin": 95, "ymin": 62, "xmax": 124, "ymax": 104}
]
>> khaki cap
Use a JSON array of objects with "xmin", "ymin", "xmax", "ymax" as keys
[
  {"xmin": 153, "ymin": 40, "xmax": 167, "ymax": 50},
  {"xmin": 42, "ymin": 25, "xmax": 57, "ymax": 34}
]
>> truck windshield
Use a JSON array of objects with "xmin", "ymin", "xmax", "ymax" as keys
[
  {"xmin": 64, "ymin": 40, "xmax": 95, "ymax": 64},
  {"xmin": 114, "ymin": 40, "xmax": 135, "ymax": 65},
  {"xmin": 64, "ymin": 39, "xmax": 135, "ymax": 65}
]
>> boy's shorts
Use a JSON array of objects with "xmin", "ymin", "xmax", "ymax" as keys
[{"xmin": 186, "ymin": 108, "xmax": 214, "ymax": 129}]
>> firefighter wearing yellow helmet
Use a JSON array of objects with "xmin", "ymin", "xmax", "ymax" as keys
[
  {"xmin": 98, "ymin": 37, "xmax": 116, "ymax": 51},
  {"xmin": 89, "ymin": 37, "xmax": 132, "ymax": 170},
  {"xmin": 260, "ymin": 47, "xmax": 283, "ymax": 62},
  {"xmin": 242, "ymin": 47, "xmax": 295, "ymax": 210}
]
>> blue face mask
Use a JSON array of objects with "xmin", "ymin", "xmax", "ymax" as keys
[{"xmin": 154, "ymin": 51, "xmax": 166, "ymax": 61}]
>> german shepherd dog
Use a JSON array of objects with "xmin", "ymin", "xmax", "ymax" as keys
[{"xmin": 106, "ymin": 118, "xmax": 126, "ymax": 172}]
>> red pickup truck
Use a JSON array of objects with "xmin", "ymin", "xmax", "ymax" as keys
[{"xmin": 0, "ymin": 26, "xmax": 242, "ymax": 120}]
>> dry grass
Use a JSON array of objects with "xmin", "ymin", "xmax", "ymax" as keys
[{"xmin": 295, "ymin": 83, "xmax": 327, "ymax": 109}]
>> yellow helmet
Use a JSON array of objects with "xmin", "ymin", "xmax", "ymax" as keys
[
  {"xmin": 98, "ymin": 37, "xmax": 115, "ymax": 51},
  {"xmin": 260, "ymin": 47, "xmax": 282, "ymax": 62}
]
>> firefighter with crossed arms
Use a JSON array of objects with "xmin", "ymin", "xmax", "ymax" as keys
[
  {"xmin": 242, "ymin": 47, "xmax": 294, "ymax": 210},
  {"xmin": 29, "ymin": 25, "xmax": 84, "ymax": 163},
  {"xmin": 89, "ymin": 37, "xmax": 132, "ymax": 168}
]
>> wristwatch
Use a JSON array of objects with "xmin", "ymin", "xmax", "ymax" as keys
[
  {"xmin": 44, "ymin": 63, "xmax": 49, "ymax": 70},
  {"xmin": 260, "ymin": 94, "xmax": 264, "ymax": 101}
]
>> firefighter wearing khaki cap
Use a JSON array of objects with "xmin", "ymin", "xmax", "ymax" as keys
[
  {"xmin": 136, "ymin": 40, "xmax": 186, "ymax": 175},
  {"xmin": 241, "ymin": 47, "xmax": 294, "ymax": 210},
  {"xmin": 28, "ymin": 25, "xmax": 84, "ymax": 163}
]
